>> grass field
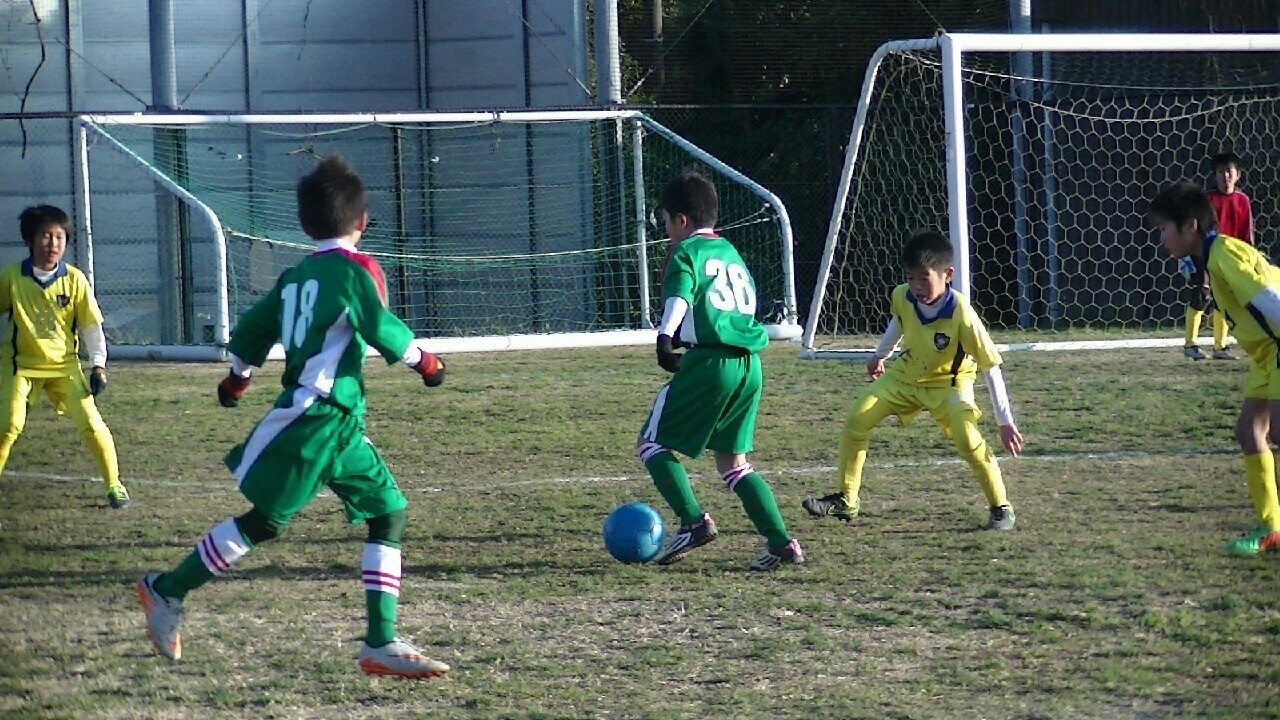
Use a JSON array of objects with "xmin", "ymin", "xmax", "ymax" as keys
[{"xmin": 2, "ymin": 344, "xmax": 1280, "ymax": 719}]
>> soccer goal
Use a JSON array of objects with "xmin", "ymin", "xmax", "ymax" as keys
[
  {"xmin": 804, "ymin": 33, "xmax": 1280, "ymax": 359},
  {"xmin": 74, "ymin": 110, "xmax": 799, "ymax": 361}
]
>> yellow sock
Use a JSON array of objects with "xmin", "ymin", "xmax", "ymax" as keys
[
  {"xmin": 953, "ymin": 420, "xmax": 1009, "ymax": 507},
  {"xmin": 835, "ymin": 436, "xmax": 867, "ymax": 503},
  {"xmin": 1213, "ymin": 312, "xmax": 1229, "ymax": 352},
  {"xmin": 81, "ymin": 425, "xmax": 122, "ymax": 489},
  {"xmin": 1184, "ymin": 306, "xmax": 1204, "ymax": 346},
  {"xmin": 1243, "ymin": 451, "xmax": 1280, "ymax": 531}
]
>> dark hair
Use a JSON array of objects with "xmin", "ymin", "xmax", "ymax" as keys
[
  {"xmin": 1211, "ymin": 151, "xmax": 1243, "ymax": 173},
  {"xmin": 659, "ymin": 170, "xmax": 718, "ymax": 229},
  {"xmin": 1148, "ymin": 180, "xmax": 1217, "ymax": 233},
  {"xmin": 296, "ymin": 155, "xmax": 367, "ymax": 239},
  {"xmin": 900, "ymin": 230, "xmax": 952, "ymax": 271},
  {"xmin": 19, "ymin": 205, "xmax": 71, "ymax": 244}
]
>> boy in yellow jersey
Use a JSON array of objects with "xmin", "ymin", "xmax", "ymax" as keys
[
  {"xmin": 802, "ymin": 231, "xmax": 1023, "ymax": 530},
  {"xmin": 1151, "ymin": 180, "xmax": 1280, "ymax": 555},
  {"xmin": 0, "ymin": 206, "xmax": 128, "ymax": 508}
]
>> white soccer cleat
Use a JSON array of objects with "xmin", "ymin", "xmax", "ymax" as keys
[
  {"xmin": 748, "ymin": 537, "xmax": 805, "ymax": 572},
  {"xmin": 136, "ymin": 572, "xmax": 184, "ymax": 661},
  {"xmin": 357, "ymin": 638, "xmax": 449, "ymax": 679}
]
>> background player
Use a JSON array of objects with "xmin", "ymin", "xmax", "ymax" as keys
[
  {"xmin": 802, "ymin": 231, "xmax": 1023, "ymax": 530},
  {"xmin": 136, "ymin": 156, "xmax": 451, "ymax": 677},
  {"xmin": 1182, "ymin": 151, "xmax": 1253, "ymax": 361},
  {"xmin": 0, "ymin": 205, "xmax": 128, "ymax": 509}
]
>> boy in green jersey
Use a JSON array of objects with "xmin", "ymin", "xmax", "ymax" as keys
[
  {"xmin": 137, "ymin": 156, "xmax": 450, "ymax": 678},
  {"xmin": 639, "ymin": 171, "xmax": 803, "ymax": 571}
]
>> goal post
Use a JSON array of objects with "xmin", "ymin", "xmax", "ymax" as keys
[
  {"xmin": 74, "ymin": 110, "xmax": 799, "ymax": 361},
  {"xmin": 804, "ymin": 32, "xmax": 1280, "ymax": 359}
]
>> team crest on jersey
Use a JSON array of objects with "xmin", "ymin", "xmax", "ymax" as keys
[
  {"xmin": 933, "ymin": 332, "xmax": 950, "ymax": 350},
  {"xmin": 56, "ymin": 294, "xmax": 70, "ymax": 308}
]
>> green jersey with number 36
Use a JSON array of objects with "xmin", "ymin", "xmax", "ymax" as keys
[
  {"xmin": 663, "ymin": 234, "xmax": 768, "ymax": 353},
  {"xmin": 226, "ymin": 243, "xmax": 415, "ymax": 415}
]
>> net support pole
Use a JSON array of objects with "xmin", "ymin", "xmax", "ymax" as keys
[
  {"xmin": 1010, "ymin": 0, "xmax": 1034, "ymax": 328},
  {"xmin": 149, "ymin": 0, "xmax": 189, "ymax": 344},
  {"xmin": 631, "ymin": 119, "xmax": 652, "ymax": 327},
  {"xmin": 1040, "ymin": 35, "xmax": 1062, "ymax": 326},
  {"xmin": 78, "ymin": 118, "xmax": 231, "ymax": 352},
  {"xmin": 74, "ymin": 122, "xmax": 96, "ymax": 287},
  {"xmin": 940, "ymin": 34, "xmax": 972, "ymax": 296}
]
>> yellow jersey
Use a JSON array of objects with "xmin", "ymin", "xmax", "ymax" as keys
[
  {"xmin": 885, "ymin": 284, "xmax": 1002, "ymax": 387},
  {"xmin": 0, "ymin": 260, "xmax": 104, "ymax": 377},
  {"xmin": 1204, "ymin": 232, "xmax": 1280, "ymax": 360}
]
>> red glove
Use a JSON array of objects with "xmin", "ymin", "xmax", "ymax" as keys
[
  {"xmin": 412, "ymin": 352, "xmax": 446, "ymax": 387},
  {"xmin": 217, "ymin": 372, "xmax": 251, "ymax": 407}
]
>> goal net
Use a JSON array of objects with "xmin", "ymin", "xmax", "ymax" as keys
[
  {"xmin": 804, "ymin": 33, "xmax": 1280, "ymax": 358},
  {"xmin": 75, "ymin": 111, "xmax": 798, "ymax": 360}
]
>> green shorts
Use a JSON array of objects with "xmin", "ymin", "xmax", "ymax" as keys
[
  {"xmin": 225, "ymin": 393, "xmax": 407, "ymax": 525},
  {"xmin": 640, "ymin": 346, "xmax": 762, "ymax": 458}
]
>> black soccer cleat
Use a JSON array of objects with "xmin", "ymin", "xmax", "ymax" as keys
[{"xmin": 802, "ymin": 493, "xmax": 858, "ymax": 522}]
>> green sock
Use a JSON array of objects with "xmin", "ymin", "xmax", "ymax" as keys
[
  {"xmin": 155, "ymin": 550, "xmax": 216, "ymax": 600},
  {"xmin": 732, "ymin": 471, "xmax": 790, "ymax": 549},
  {"xmin": 644, "ymin": 450, "xmax": 702, "ymax": 525},
  {"xmin": 365, "ymin": 591, "xmax": 398, "ymax": 647}
]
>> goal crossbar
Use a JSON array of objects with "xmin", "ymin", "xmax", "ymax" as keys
[{"xmin": 804, "ymin": 32, "xmax": 1280, "ymax": 358}]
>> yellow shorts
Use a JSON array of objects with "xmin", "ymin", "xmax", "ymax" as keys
[
  {"xmin": 1244, "ymin": 343, "xmax": 1280, "ymax": 400},
  {"xmin": 868, "ymin": 374, "xmax": 982, "ymax": 428},
  {"xmin": 0, "ymin": 370, "xmax": 101, "ymax": 431}
]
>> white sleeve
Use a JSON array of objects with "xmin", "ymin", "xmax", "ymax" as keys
[
  {"xmin": 229, "ymin": 353, "xmax": 253, "ymax": 379},
  {"xmin": 983, "ymin": 366, "xmax": 1015, "ymax": 427},
  {"xmin": 1248, "ymin": 287, "xmax": 1280, "ymax": 331},
  {"xmin": 402, "ymin": 345, "xmax": 424, "ymax": 368},
  {"xmin": 80, "ymin": 324, "xmax": 107, "ymax": 368},
  {"xmin": 873, "ymin": 317, "xmax": 903, "ymax": 359},
  {"xmin": 657, "ymin": 296, "xmax": 690, "ymax": 337}
]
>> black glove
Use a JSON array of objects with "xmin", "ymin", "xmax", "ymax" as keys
[
  {"xmin": 656, "ymin": 334, "xmax": 682, "ymax": 374},
  {"xmin": 1185, "ymin": 283, "xmax": 1213, "ymax": 312},
  {"xmin": 89, "ymin": 367, "xmax": 107, "ymax": 397},
  {"xmin": 217, "ymin": 372, "xmax": 251, "ymax": 408}
]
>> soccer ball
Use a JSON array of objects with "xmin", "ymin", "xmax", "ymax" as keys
[{"xmin": 602, "ymin": 502, "xmax": 665, "ymax": 564}]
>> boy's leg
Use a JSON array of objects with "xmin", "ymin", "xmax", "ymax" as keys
[
  {"xmin": 935, "ymin": 387, "xmax": 1012, "ymax": 525},
  {"xmin": 1226, "ymin": 384, "xmax": 1280, "ymax": 555},
  {"xmin": 138, "ymin": 401, "xmax": 334, "ymax": 660},
  {"xmin": 0, "ymin": 374, "xmax": 34, "ymax": 477},
  {"xmin": 1184, "ymin": 305, "xmax": 1207, "ymax": 359},
  {"xmin": 328, "ymin": 429, "xmax": 448, "ymax": 678},
  {"xmin": 49, "ymin": 376, "xmax": 125, "ymax": 505},
  {"xmin": 835, "ymin": 384, "xmax": 902, "ymax": 505},
  {"xmin": 1211, "ymin": 313, "xmax": 1235, "ymax": 357},
  {"xmin": 637, "ymin": 434, "xmax": 702, "ymax": 525}
]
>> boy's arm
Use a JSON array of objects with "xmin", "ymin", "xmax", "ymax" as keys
[
  {"xmin": 655, "ymin": 248, "xmax": 695, "ymax": 373},
  {"xmin": 73, "ymin": 276, "xmax": 109, "ymax": 395},
  {"xmin": 1245, "ymin": 195, "xmax": 1255, "ymax": 243},
  {"xmin": 216, "ymin": 288, "xmax": 281, "ymax": 407},
  {"xmin": 872, "ymin": 317, "xmax": 902, "ymax": 359},
  {"xmin": 346, "ymin": 262, "xmax": 445, "ymax": 387}
]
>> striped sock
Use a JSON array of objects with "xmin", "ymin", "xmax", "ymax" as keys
[
  {"xmin": 155, "ymin": 518, "xmax": 251, "ymax": 600},
  {"xmin": 363, "ymin": 542, "xmax": 402, "ymax": 647}
]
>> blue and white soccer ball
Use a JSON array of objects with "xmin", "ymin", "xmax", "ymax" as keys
[{"xmin": 602, "ymin": 502, "xmax": 665, "ymax": 564}]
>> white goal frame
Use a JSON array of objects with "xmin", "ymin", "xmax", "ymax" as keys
[
  {"xmin": 75, "ymin": 109, "xmax": 800, "ymax": 361},
  {"xmin": 803, "ymin": 32, "xmax": 1280, "ymax": 360}
]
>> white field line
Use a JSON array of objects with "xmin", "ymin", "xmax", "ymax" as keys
[{"xmin": 2, "ymin": 448, "xmax": 1238, "ymax": 494}]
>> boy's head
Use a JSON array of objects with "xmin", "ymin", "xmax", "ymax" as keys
[
  {"xmin": 1211, "ymin": 151, "xmax": 1243, "ymax": 194},
  {"xmin": 296, "ymin": 155, "xmax": 368, "ymax": 240},
  {"xmin": 900, "ymin": 230, "xmax": 953, "ymax": 304},
  {"xmin": 19, "ymin": 205, "xmax": 70, "ymax": 271},
  {"xmin": 660, "ymin": 170, "xmax": 718, "ymax": 242},
  {"xmin": 1149, "ymin": 180, "xmax": 1216, "ymax": 259}
]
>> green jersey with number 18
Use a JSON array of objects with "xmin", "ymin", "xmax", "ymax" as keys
[
  {"xmin": 226, "ymin": 241, "xmax": 415, "ymax": 415},
  {"xmin": 662, "ymin": 233, "xmax": 768, "ymax": 353}
]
